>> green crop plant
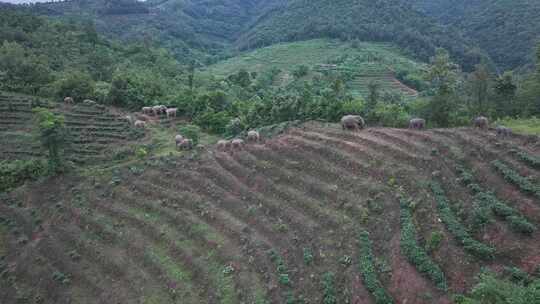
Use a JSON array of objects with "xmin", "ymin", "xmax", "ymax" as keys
[
  {"xmin": 512, "ymin": 149, "xmax": 540, "ymax": 169},
  {"xmin": 457, "ymin": 165, "xmax": 535, "ymax": 234},
  {"xmin": 358, "ymin": 230, "xmax": 394, "ymax": 304},
  {"xmin": 322, "ymin": 272, "xmax": 337, "ymax": 304},
  {"xmin": 425, "ymin": 231, "xmax": 444, "ymax": 253},
  {"xmin": 430, "ymin": 182, "xmax": 496, "ymax": 259},
  {"xmin": 303, "ymin": 248, "xmax": 314, "ymax": 266},
  {"xmin": 268, "ymin": 249, "xmax": 292, "ymax": 286},
  {"xmin": 52, "ymin": 271, "xmax": 71, "ymax": 285},
  {"xmin": 400, "ymin": 200, "xmax": 447, "ymax": 290},
  {"xmin": 492, "ymin": 160, "xmax": 540, "ymax": 199}
]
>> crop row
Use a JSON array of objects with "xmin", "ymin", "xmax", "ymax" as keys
[
  {"xmin": 457, "ymin": 166, "xmax": 535, "ymax": 234},
  {"xmin": 399, "ymin": 200, "xmax": 447, "ymax": 290},
  {"xmin": 429, "ymin": 182, "xmax": 495, "ymax": 259},
  {"xmin": 512, "ymin": 149, "xmax": 540, "ymax": 170},
  {"xmin": 492, "ymin": 160, "xmax": 540, "ymax": 199},
  {"xmin": 358, "ymin": 230, "xmax": 394, "ymax": 304}
]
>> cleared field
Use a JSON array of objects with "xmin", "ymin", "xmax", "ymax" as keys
[
  {"xmin": 203, "ymin": 39, "xmax": 424, "ymax": 99},
  {"xmin": 1, "ymin": 121, "xmax": 539, "ymax": 303}
]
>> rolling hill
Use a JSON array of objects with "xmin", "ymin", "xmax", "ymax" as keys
[{"xmin": 1, "ymin": 99, "xmax": 540, "ymax": 303}]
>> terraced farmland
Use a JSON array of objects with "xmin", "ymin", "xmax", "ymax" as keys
[
  {"xmin": 345, "ymin": 63, "xmax": 419, "ymax": 98},
  {"xmin": 204, "ymin": 39, "xmax": 424, "ymax": 99},
  {"xmin": 0, "ymin": 93, "xmax": 142, "ymax": 165},
  {"xmin": 1, "ymin": 121, "xmax": 539, "ymax": 304}
]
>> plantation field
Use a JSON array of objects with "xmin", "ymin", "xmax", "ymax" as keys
[
  {"xmin": 203, "ymin": 39, "xmax": 425, "ymax": 98},
  {"xmin": 0, "ymin": 92, "xmax": 145, "ymax": 166},
  {"xmin": 1, "ymin": 119, "xmax": 540, "ymax": 303}
]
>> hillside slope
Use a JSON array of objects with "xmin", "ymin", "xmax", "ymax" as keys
[
  {"xmin": 203, "ymin": 39, "xmax": 425, "ymax": 97},
  {"xmin": 0, "ymin": 92, "xmax": 143, "ymax": 166},
  {"xmin": 29, "ymin": 0, "xmax": 285, "ymax": 62},
  {"xmin": 2, "ymin": 120, "xmax": 540, "ymax": 303},
  {"xmin": 409, "ymin": 0, "xmax": 540, "ymax": 70},
  {"xmin": 27, "ymin": 0, "xmax": 485, "ymax": 69},
  {"xmin": 236, "ymin": 0, "xmax": 482, "ymax": 68}
]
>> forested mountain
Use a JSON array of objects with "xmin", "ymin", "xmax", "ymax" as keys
[
  {"xmin": 409, "ymin": 0, "xmax": 540, "ymax": 70},
  {"xmin": 26, "ymin": 0, "xmax": 487, "ymax": 69},
  {"xmin": 29, "ymin": 0, "xmax": 286, "ymax": 64},
  {"xmin": 236, "ymin": 0, "xmax": 484, "ymax": 69},
  {"xmin": 12, "ymin": 0, "xmax": 540, "ymax": 71}
]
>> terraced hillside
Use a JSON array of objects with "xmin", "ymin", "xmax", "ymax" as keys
[
  {"xmin": 2, "ymin": 121, "xmax": 540, "ymax": 303},
  {"xmin": 0, "ymin": 93, "xmax": 143, "ymax": 165},
  {"xmin": 329, "ymin": 63, "xmax": 419, "ymax": 98},
  {"xmin": 204, "ymin": 39, "xmax": 424, "ymax": 98}
]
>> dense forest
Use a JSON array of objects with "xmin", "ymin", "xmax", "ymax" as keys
[
  {"xmin": 20, "ymin": 0, "xmax": 540, "ymax": 72},
  {"xmin": 409, "ymin": 0, "xmax": 540, "ymax": 70},
  {"xmin": 236, "ymin": 0, "xmax": 484, "ymax": 69}
]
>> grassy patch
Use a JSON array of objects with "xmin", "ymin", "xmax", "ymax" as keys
[
  {"xmin": 429, "ymin": 182, "xmax": 495, "ymax": 259},
  {"xmin": 495, "ymin": 117, "xmax": 540, "ymax": 135},
  {"xmin": 144, "ymin": 247, "xmax": 197, "ymax": 301},
  {"xmin": 204, "ymin": 252, "xmax": 237, "ymax": 304},
  {"xmin": 400, "ymin": 200, "xmax": 447, "ymax": 290}
]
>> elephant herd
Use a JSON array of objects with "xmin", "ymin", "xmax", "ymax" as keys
[
  {"xmin": 341, "ymin": 114, "xmax": 511, "ymax": 137},
  {"xmin": 215, "ymin": 131, "xmax": 261, "ymax": 152},
  {"xmin": 64, "ymin": 97, "xmax": 512, "ymax": 153}
]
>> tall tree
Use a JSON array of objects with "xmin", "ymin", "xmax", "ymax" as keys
[
  {"xmin": 493, "ymin": 72, "xmax": 517, "ymax": 117},
  {"xmin": 425, "ymin": 48, "xmax": 460, "ymax": 127},
  {"xmin": 468, "ymin": 63, "xmax": 490, "ymax": 115},
  {"xmin": 366, "ymin": 81, "xmax": 381, "ymax": 121},
  {"xmin": 33, "ymin": 108, "xmax": 67, "ymax": 173}
]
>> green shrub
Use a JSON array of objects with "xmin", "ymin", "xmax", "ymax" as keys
[
  {"xmin": 505, "ymin": 267, "xmax": 531, "ymax": 284},
  {"xmin": 54, "ymin": 71, "xmax": 95, "ymax": 103},
  {"xmin": 358, "ymin": 230, "xmax": 394, "ymax": 304},
  {"xmin": 292, "ymin": 65, "xmax": 310, "ymax": 79},
  {"xmin": 52, "ymin": 271, "xmax": 71, "ymax": 285},
  {"xmin": 429, "ymin": 182, "xmax": 495, "ymax": 259},
  {"xmin": 456, "ymin": 272, "xmax": 540, "ymax": 304},
  {"xmin": 135, "ymin": 147, "xmax": 148, "ymax": 159},
  {"xmin": 0, "ymin": 159, "xmax": 47, "ymax": 192},
  {"xmin": 178, "ymin": 124, "xmax": 201, "ymax": 146},
  {"xmin": 33, "ymin": 108, "xmax": 67, "ymax": 173},
  {"xmin": 194, "ymin": 111, "xmax": 232, "ymax": 134},
  {"xmin": 400, "ymin": 200, "xmax": 447, "ymax": 290}
]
